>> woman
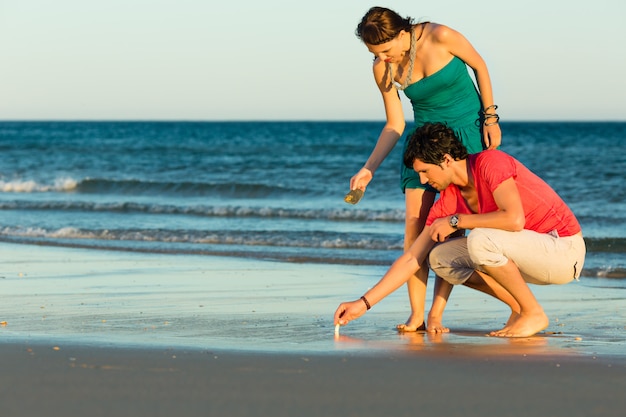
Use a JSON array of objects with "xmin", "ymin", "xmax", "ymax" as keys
[{"xmin": 349, "ymin": 6, "xmax": 501, "ymax": 332}]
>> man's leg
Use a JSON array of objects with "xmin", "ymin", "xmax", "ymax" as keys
[
  {"xmin": 464, "ymin": 271, "xmax": 522, "ymax": 328},
  {"xmin": 468, "ymin": 228, "xmax": 585, "ymax": 285},
  {"xmin": 466, "ymin": 228, "xmax": 585, "ymax": 337},
  {"xmin": 480, "ymin": 261, "xmax": 549, "ymax": 337},
  {"xmin": 428, "ymin": 238, "xmax": 521, "ymax": 331}
]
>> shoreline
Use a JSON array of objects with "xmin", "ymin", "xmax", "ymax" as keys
[
  {"xmin": 1, "ymin": 241, "xmax": 625, "ymax": 416},
  {"xmin": 1, "ymin": 241, "xmax": 625, "ymax": 358}
]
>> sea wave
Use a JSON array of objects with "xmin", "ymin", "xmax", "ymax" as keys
[
  {"xmin": 0, "ymin": 178, "xmax": 78, "ymax": 193},
  {"xmin": 582, "ymin": 237, "xmax": 626, "ymax": 253},
  {"xmin": 0, "ymin": 225, "xmax": 404, "ymax": 251},
  {"xmin": 581, "ymin": 267, "xmax": 626, "ymax": 279},
  {"xmin": 77, "ymin": 178, "xmax": 302, "ymax": 198},
  {"xmin": 0, "ymin": 224, "xmax": 623, "ymax": 256},
  {"xmin": 0, "ymin": 200, "xmax": 405, "ymax": 222},
  {"xmin": 1, "ymin": 231, "xmax": 624, "ymax": 277},
  {"xmin": 1, "ymin": 200, "xmax": 624, "ymax": 252},
  {"xmin": 0, "ymin": 177, "xmax": 319, "ymax": 198}
]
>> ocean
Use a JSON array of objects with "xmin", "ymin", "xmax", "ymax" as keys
[{"xmin": 1, "ymin": 121, "xmax": 625, "ymax": 280}]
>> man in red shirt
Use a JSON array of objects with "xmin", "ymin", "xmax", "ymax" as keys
[{"xmin": 334, "ymin": 123, "xmax": 586, "ymax": 338}]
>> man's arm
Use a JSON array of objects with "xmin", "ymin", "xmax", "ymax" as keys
[
  {"xmin": 334, "ymin": 227, "xmax": 436, "ymax": 325},
  {"xmin": 431, "ymin": 178, "xmax": 525, "ymax": 236}
]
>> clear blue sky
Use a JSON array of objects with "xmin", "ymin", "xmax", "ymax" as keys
[{"xmin": 1, "ymin": 0, "xmax": 625, "ymax": 121}]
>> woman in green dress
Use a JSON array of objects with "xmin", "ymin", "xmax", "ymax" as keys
[{"xmin": 349, "ymin": 6, "xmax": 501, "ymax": 333}]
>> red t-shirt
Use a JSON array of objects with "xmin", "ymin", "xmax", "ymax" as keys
[{"xmin": 426, "ymin": 150, "xmax": 581, "ymax": 237}]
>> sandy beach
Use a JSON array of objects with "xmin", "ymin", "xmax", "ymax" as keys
[{"xmin": 1, "ymin": 242, "xmax": 625, "ymax": 416}]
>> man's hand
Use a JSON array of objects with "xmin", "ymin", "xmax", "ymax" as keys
[
  {"xmin": 428, "ymin": 216, "xmax": 457, "ymax": 242},
  {"xmin": 334, "ymin": 298, "xmax": 368, "ymax": 326}
]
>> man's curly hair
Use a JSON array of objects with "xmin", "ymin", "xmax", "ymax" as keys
[{"xmin": 403, "ymin": 122, "xmax": 469, "ymax": 168}]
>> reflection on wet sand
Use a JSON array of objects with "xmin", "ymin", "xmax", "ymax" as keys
[{"xmin": 334, "ymin": 328, "xmax": 584, "ymax": 358}]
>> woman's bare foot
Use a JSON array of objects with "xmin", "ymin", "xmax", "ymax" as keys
[
  {"xmin": 491, "ymin": 310, "xmax": 549, "ymax": 338},
  {"xmin": 427, "ymin": 322, "xmax": 450, "ymax": 333},
  {"xmin": 426, "ymin": 316, "xmax": 449, "ymax": 333},
  {"xmin": 396, "ymin": 322, "xmax": 426, "ymax": 332},
  {"xmin": 396, "ymin": 315, "xmax": 426, "ymax": 332}
]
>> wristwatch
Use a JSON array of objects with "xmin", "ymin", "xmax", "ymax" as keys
[{"xmin": 449, "ymin": 214, "xmax": 459, "ymax": 229}]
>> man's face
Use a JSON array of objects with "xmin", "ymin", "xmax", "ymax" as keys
[{"xmin": 412, "ymin": 159, "xmax": 449, "ymax": 191}]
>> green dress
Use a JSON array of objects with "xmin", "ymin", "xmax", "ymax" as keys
[{"xmin": 400, "ymin": 56, "xmax": 485, "ymax": 191}]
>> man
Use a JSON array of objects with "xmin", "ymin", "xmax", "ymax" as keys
[{"xmin": 334, "ymin": 123, "xmax": 585, "ymax": 337}]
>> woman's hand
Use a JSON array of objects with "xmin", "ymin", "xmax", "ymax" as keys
[
  {"xmin": 483, "ymin": 123, "xmax": 502, "ymax": 150},
  {"xmin": 349, "ymin": 167, "xmax": 373, "ymax": 191}
]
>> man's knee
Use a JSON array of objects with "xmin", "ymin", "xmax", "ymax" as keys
[
  {"xmin": 428, "ymin": 243, "xmax": 449, "ymax": 274},
  {"xmin": 467, "ymin": 228, "xmax": 508, "ymax": 267},
  {"xmin": 428, "ymin": 238, "xmax": 474, "ymax": 285}
]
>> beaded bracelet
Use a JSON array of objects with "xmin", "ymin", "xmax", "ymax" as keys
[
  {"xmin": 483, "ymin": 104, "xmax": 498, "ymax": 114},
  {"xmin": 484, "ymin": 114, "xmax": 500, "ymax": 126},
  {"xmin": 360, "ymin": 295, "xmax": 371, "ymax": 310},
  {"xmin": 482, "ymin": 105, "xmax": 500, "ymax": 126}
]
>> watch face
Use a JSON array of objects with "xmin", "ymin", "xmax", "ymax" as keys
[{"xmin": 450, "ymin": 215, "xmax": 458, "ymax": 227}]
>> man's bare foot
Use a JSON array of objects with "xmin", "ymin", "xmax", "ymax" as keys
[
  {"xmin": 505, "ymin": 311, "xmax": 520, "ymax": 327},
  {"xmin": 491, "ymin": 311, "xmax": 521, "ymax": 336},
  {"xmin": 490, "ymin": 310, "xmax": 549, "ymax": 338},
  {"xmin": 396, "ymin": 316, "xmax": 426, "ymax": 333}
]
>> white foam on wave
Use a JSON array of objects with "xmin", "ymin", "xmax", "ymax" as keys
[
  {"xmin": 0, "ymin": 178, "xmax": 78, "ymax": 193},
  {"xmin": 0, "ymin": 226, "xmax": 89, "ymax": 239}
]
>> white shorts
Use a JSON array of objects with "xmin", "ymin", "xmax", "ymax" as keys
[{"xmin": 428, "ymin": 228, "xmax": 586, "ymax": 285}]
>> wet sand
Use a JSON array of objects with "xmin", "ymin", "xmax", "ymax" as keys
[
  {"xmin": 1, "ymin": 342, "xmax": 624, "ymax": 417},
  {"xmin": 1, "ymin": 242, "xmax": 625, "ymax": 416}
]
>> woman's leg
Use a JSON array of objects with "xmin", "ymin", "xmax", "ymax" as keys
[{"xmin": 396, "ymin": 188, "xmax": 436, "ymax": 332}]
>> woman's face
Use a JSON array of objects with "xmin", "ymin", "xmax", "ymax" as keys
[{"xmin": 365, "ymin": 30, "xmax": 407, "ymax": 63}]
